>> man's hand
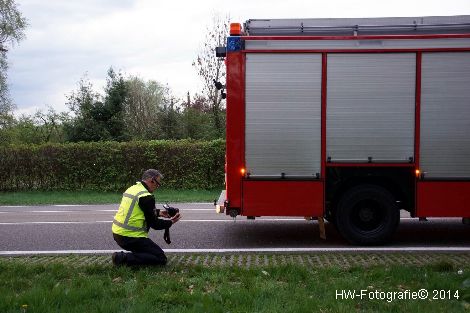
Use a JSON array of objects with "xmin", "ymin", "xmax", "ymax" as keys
[
  {"xmin": 171, "ymin": 213, "xmax": 181, "ymax": 224},
  {"xmin": 159, "ymin": 210, "xmax": 170, "ymax": 218}
]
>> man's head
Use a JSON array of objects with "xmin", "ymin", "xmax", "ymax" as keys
[{"xmin": 142, "ymin": 169, "xmax": 163, "ymax": 192}]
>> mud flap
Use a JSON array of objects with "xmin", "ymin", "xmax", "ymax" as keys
[{"xmin": 318, "ymin": 217, "xmax": 326, "ymax": 240}]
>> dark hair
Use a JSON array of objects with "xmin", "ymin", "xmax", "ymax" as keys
[{"xmin": 142, "ymin": 169, "xmax": 163, "ymax": 181}]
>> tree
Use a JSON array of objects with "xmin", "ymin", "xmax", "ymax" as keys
[
  {"xmin": 0, "ymin": 0, "xmax": 27, "ymax": 116},
  {"xmin": 124, "ymin": 76, "xmax": 166, "ymax": 140},
  {"xmin": 65, "ymin": 72, "xmax": 114, "ymax": 142},
  {"xmin": 103, "ymin": 68, "xmax": 128, "ymax": 141},
  {"xmin": 64, "ymin": 75, "xmax": 103, "ymax": 142},
  {"xmin": 0, "ymin": 107, "xmax": 68, "ymax": 145},
  {"xmin": 0, "ymin": 97, "xmax": 13, "ymax": 128},
  {"xmin": 180, "ymin": 92, "xmax": 213, "ymax": 139},
  {"xmin": 67, "ymin": 74, "xmax": 100, "ymax": 118},
  {"xmin": 32, "ymin": 107, "xmax": 68, "ymax": 143},
  {"xmin": 64, "ymin": 69, "xmax": 129, "ymax": 142},
  {"xmin": 193, "ymin": 15, "xmax": 229, "ymax": 137},
  {"xmin": 157, "ymin": 89, "xmax": 183, "ymax": 140}
]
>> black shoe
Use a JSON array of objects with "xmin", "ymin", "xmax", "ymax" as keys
[{"xmin": 112, "ymin": 252, "xmax": 125, "ymax": 266}]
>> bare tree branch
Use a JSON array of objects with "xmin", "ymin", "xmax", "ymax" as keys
[{"xmin": 193, "ymin": 14, "xmax": 230, "ymax": 136}]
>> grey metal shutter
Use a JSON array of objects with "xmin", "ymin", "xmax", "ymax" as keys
[
  {"xmin": 420, "ymin": 52, "xmax": 470, "ymax": 178},
  {"xmin": 245, "ymin": 53, "xmax": 322, "ymax": 177},
  {"xmin": 326, "ymin": 53, "xmax": 416, "ymax": 162}
]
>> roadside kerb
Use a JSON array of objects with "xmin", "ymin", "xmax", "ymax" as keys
[{"xmin": 2, "ymin": 252, "xmax": 470, "ymax": 269}]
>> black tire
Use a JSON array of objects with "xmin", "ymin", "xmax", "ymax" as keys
[{"xmin": 335, "ymin": 184, "xmax": 400, "ymax": 245}]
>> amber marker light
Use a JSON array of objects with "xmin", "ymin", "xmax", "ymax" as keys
[
  {"xmin": 240, "ymin": 168, "xmax": 246, "ymax": 176},
  {"xmin": 415, "ymin": 169, "xmax": 421, "ymax": 178},
  {"xmin": 230, "ymin": 23, "xmax": 242, "ymax": 36}
]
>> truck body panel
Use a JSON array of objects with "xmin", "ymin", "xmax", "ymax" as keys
[{"xmin": 242, "ymin": 180, "xmax": 324, "ymax": 216}]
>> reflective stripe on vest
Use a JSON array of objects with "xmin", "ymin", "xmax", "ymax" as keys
[
  {"xmin": 125, "ymin": 191, "xmax": 147, "ymax": 228},
  {"xmin": 113, "ymin": 187, "xmax": 150, "ymax": 234}
]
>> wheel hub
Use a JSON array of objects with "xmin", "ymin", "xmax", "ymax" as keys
[
  {"xmin": 358, "ymin": 207, "xmax": 374, "ymax": 222},
  {"xmin": 351, "ymin": 199, "xmax": 383, "ymax": 232}
]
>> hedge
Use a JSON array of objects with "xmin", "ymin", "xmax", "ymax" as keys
[{"xmin": 0, "ymin": 140, "xmax": 225, "ymax": 191}]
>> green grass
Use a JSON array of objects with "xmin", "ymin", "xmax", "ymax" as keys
[
  {"xmin": 0, "ymin": 260, "xmax": 469, "ymax": 313},
  {"xmin": 0, "ymin": 189, "xmax": 222, "ymax": 205}
]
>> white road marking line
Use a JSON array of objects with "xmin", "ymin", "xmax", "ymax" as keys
[
  {"xmin": 180, "ymin": 203, "xmax": 214, "ymax": 205},
  {"xmin": 165, "ymin": 247, "xmax": 470, "ymax": 253},
  {"xmin": 31, "ymin": 210, "xmax": 116, "ymax": 213},
  {"xmin": 182, "ymin": 218, "xmax": 307, "ymax": 222},
  {"xmin": 0, "ymin": 210, "xmax": 95, "ymax": 213},
  {"xmin": 0, "ymin": 219, "xmax": 299, "ymax": 225},
  {"xmin": 0, "ymin": 208, "xmax": 214, "ymax": 213},
  {"xmin": 0, "ymin": 250, "xmax": 120, "ymax": 255},
  {"xmin": 0, "ymin": 210, "xmax": 116, "ymax": 213},
  {"xmin": 0, "ymin": 202, "xmax": 214, "ymax": 209},
  {"xmin": 54, "ymin": 205, "xmax": 89, "ymax": 207},
  {"xmin": 1, "ymin": 247, "xmax": 470, "ymax": 255},
  {"xmin": 180, "ymin": 209, "xmax": 214, "ymax": 211},
  {"xmin": 0, "ymin": 221, "xmax": 110, "ymax": 225},
  {"xmin": 0, "ymin": 218, "xmax": 461, "ymax": 225},
  {"xmin": 31, "ymin": 210, "xmax": 89, "ymax": 213}
]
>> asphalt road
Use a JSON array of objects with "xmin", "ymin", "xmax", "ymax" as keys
[{"xmin": 0, "ymin": 203, "xmax": 469, "ymax": 253}]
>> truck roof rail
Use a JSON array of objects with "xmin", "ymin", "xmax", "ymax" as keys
[{"xmin": 244, "ymin": 15, "xmax": 470, "ymax": 36}]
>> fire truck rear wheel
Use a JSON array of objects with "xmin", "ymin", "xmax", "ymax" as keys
[{"xmin": 335, "ymin": 184, "xmax": 399, "ymax": 245}]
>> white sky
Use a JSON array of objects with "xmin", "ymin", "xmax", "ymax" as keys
[{"xmin": 9, "ymin": 0, "xmax": 470, "ymax": 115}]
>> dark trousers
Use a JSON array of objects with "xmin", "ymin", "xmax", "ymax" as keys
[{"xmin": 113, "ymin": 233, "xmax": 167, "ymax": 266}]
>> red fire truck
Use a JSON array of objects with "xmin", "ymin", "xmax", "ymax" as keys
[{"xmin": 214, "ymin": 16, "xmax": 470, "ymax": 245}]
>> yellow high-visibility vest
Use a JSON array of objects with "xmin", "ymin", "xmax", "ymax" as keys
[{"xmin": 112, "ymin": 182, "xmax": 152, "ymax": 238}]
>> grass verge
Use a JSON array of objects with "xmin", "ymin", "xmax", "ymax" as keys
[
  {"xmin": 0, "ymin": 189, "xmax": 221, "ymax": 205},
  {"xmin": 0, "ymin": 258, "xmax": 469, "ymax": 313}
]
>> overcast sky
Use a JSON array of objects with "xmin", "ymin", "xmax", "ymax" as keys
[{"xmin": 9, "ymin": 0, "xmax": 470, "ymax": 115}]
